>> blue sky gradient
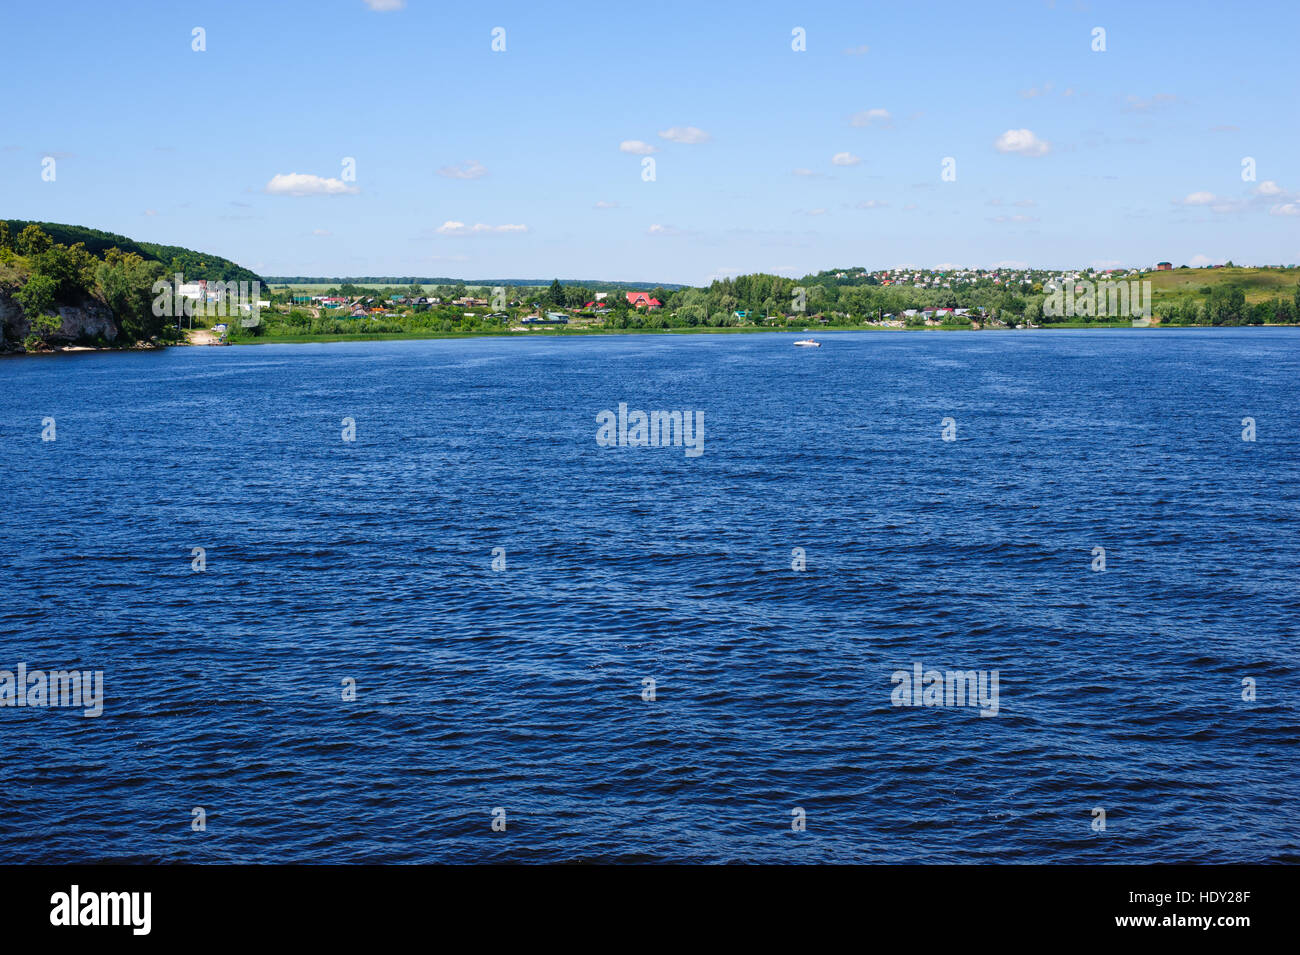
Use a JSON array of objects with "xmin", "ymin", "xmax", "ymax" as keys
[{"xmin": 3, "ymin": 0, "xmax": 1297, "ymax": 282}]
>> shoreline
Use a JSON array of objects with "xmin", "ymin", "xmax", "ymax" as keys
[
  {"xmin": 0, "ymin": 340, "xmax": 166, "ymax": 357},
  {"xmin": 5, "ymin": 322, "xmax": 1299, "ymax": 355},
  {"xmin": 228, "ymin": 322, "xmax": 1300, "ymax": 346}
]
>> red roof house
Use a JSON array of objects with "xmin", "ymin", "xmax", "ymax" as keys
[{"xmin": 625, "ymin": 291, "xmax": 662, "ymax": 308}]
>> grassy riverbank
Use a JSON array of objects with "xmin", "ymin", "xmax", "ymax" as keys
[{"xmin": 228, "ymin": 321, "xmax": 1300, "ymax": 345}]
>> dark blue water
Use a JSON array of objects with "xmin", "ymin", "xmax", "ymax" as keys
[{"xmin": 1, "ymin": 330, "xmax": 1297, "ymax": 863}]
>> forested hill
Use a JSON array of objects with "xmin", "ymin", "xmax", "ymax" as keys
[{"xmin": 1, "ymin": 221, "xmax": 263, "ymax": 285}]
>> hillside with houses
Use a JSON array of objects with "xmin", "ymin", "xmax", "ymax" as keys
[
  {"xmin": 234, "ymin": 261, "xmax": 1300, "ymax": 342},
  {"xmin": 6, "ymin": 220, "xmax": 1295, "ymax": 352}
]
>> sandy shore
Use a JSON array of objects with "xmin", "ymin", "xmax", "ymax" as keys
[{"xmin": 185, "ymin": 328, "xmax": 222, "ymax": 346}]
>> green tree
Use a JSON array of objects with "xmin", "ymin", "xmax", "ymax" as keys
[
  {"xmin": 548, "ymin": 279, "xmax": 564, "ymax": 306},
  {"xmin": 33, "ymin": 241, "xmax": 97, "ymax": 299},
  {"xmin": 23, "ymin": 313, "xmax": 62, "ymax": 351},
  {"xmin": 16, "ymin": 273, "xmax": 58, "ymax": 319},
  {"xmin": 16, "ymin": 224, "xmax": 53, "ymax": 256},
  {"xmin": 96, "ymin": 250, "xmax": 165, "ymax": 341},
  {"xmin": 677, "ymin": 304, "xmax": 706, "ymax": 326}
]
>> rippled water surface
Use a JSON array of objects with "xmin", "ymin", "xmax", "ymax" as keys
[{"xmin": 1, "ymin": 330, "xmax": 1297, "ymax": 863}]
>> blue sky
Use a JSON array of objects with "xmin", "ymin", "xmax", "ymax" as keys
[{"xmin": 3, "ymin": 0, "xmax": 1298, "ymax": 283}]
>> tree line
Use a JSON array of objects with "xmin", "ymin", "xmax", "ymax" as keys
[{"xmin": 0, "ymin": 223, "xmax": 172, "ymax": 349}]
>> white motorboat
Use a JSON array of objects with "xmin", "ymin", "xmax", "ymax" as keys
[{"xmin": 793, "ymin": 339, "xmax": 821, "ymax": 347}]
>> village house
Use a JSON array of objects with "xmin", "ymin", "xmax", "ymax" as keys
[{"xmin": 626, "ymin": 291, "xmax": 661, "ymax": 309}]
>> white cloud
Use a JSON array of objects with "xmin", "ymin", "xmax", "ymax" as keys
[
  {"xmin": 1019, "ymin": 83, "xmax": 1075, "ymax": 100},
  {"xmin": 594, "ymin": 200, "xmax": 618, "ymax": 209},
  {"xmin": 994, "ymin": 129, "xmax": 1050, "ymax": 156},
  {"xmin": 1188, "ymin": 254, "xmax": 1215, "ymax": 267},
  {"xmin": 619, "ymin": 140, "xmax": 657, "ymax": 155},
  {"xmin": 436, "ymin": 159, "xmax": 487, "ymax": 180},
  {"xmin": 435, "ymin": 221, "xmax": 528, "ymax": 236},
  {"xmin": 647, "ymin": 223, "xmax": 688, "ymax": 236},
  {"xmin": 1124, "ymin": 93, "xmax": 1178, "ymax": 112},
  {"xmin": 855, "ymin": 199, "xmax": 888, "ymax": 209},
  {"xmin": 1269, "ymin": 203, "xmax": 1300, "ymax": 216},
  {"xmin": 831, "ymin": 151, "xmax": 862, "ymax": 166},
  {"xmin": 992, "ymin": 260, "xmax": 1029, "ymax": 269},
  {"xmin": 658, "ymin": 126, "xmax": 711, "ymax": 144},
  {"xmin": 1177, "ymin": 182, "xmax": 1293, "ymax": 215},
  {"xmin": 362, "ymin": 0, "xmax": 405, "ymax": 10},
  {"xmin": 849, "ymin": 108, "xmax": 891, "ymax": 127},
  {"xmin": 312, "ymin": 229, "xmax": 332, "ymax": 236},
  {"xmin": 265, "ymin": 173, "xmax": 359, "ymax": 196},
  {"xmin": 144, "ymin": 209, "xmax": 158, "ymax": 216},
  {"xmin": 792, "ymin": 167, "xmax": 820, "ymax": 177}
]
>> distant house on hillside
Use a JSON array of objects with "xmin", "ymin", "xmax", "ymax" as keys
[
  {"xmin": 626, "ymin": 291, "xmax": 661, "ymax": 309},
  {"xmin": 1156, "ymin": 261, "xmax": 1173, "ymax": 271}
]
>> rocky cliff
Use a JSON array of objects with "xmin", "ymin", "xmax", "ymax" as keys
[{"xmin": 0, "ymin": 289, "xmax": 120, "ymax": 351}]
